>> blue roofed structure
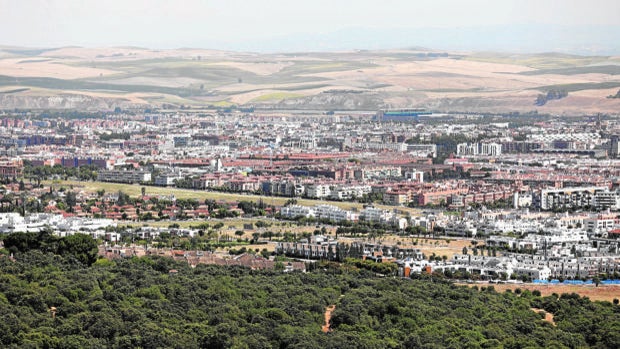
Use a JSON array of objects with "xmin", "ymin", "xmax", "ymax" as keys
[{"xmin": 375, "ymin": 109, "xmax": 431, "ymax": 122}]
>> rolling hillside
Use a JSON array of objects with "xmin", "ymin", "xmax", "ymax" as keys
[{"xmin": 1, "ymin": 46, "xmax": 620, "ymax": 115}]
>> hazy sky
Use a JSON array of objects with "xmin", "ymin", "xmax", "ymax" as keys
[{"xmin": 2, "ymin": 0, "xmax": 620, "ymax": 52}]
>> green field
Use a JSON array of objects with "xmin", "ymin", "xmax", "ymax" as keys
[{"xmin": 45, "ymin": 180, "xmax": 421, "ymax": 215}]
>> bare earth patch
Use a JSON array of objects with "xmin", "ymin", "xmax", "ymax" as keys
[
  {"xmin": 531, "ymin": 308, "xmax": 556, "ymax": 326},
  {"xmin": 484, "ymin": 284, "xmax": 620, "ymax": 302},
  {"xmin": 322, "ymin": 305, "xmax": 336, "ymax": 333}
]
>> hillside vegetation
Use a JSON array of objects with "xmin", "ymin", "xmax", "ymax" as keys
[{"xmin": 0, "ymin": 237, "xmax": 618, "ymax": 348}]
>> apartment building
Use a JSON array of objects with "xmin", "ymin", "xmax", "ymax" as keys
[
  {"xmin": 305, "ymin": 184, "xmax": 331, "ymax": 199},
  {"xmin": 97, "ymin": 170, "xmax": 152, "ymax": 184},
  {"xmin": 538, "ymin": 186, "xmax": 616, "ymax": 210},
  {"xmin": 457, "ymin": 142, "xmax": 502, "ymax": 156},
  {"xmin": 0, "ymin": 159, "xmax": 23, "ymax": 178}
]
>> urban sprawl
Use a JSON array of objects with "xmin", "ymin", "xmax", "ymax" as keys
[{"xmin": 1, "ymin": 109, "xmax": 620, "ymax": 283}]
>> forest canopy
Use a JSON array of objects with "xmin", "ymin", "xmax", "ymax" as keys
[{"xmin": 0, "ymin": 247, "xmax": 618, "ymax": 348}]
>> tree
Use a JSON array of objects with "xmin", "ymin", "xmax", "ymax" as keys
[
  {"xmin": 117, "ymin": 191, "xmax": 130, "ymax": 206},
  {"xmin": 462, "ymin": 246, "xmax": 468, "ymax": 255},
  {"xmin": 58, "ymin": 233, "xmax": 99, "ymax": 266},
  {"xmin": 255, "ymin": 220, "xmax": 270, "ymax": 229},
  {"xmin": 65, "ymin": 191, "xmax": 77, "ymax": 212}
]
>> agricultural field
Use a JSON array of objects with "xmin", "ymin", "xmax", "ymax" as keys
[{"xmin": 2, "ymin": 46, "xmax": 620, "ymax": 114}]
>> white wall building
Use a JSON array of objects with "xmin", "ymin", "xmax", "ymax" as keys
[
  {"xmin": 305, "ymin": 184, "xmax": 331, "ymax": 199},
  {"xmin": 98, "ymin": 170, "xmax": 152, "ymax": 184},
  {"xmin": 457, "ymin": 142, "xmax": 502, "ymax": 156}
]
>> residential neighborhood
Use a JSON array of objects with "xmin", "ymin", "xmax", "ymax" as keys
[{"xmin": 1, "ymin": 108, "xmax": 619, "ymax": 283}]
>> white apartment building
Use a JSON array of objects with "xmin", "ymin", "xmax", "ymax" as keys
[
  {"xmin": 359, "ymin": 142, "xmax": 408, "ymax": 152},
  {"xmin": 539, "ymin": 186, "xmax": 613, "ymax": 210},
  {"xmin": 359, "ymin": 207, "xmax": 394, "ymax": 223},
  {"xmin": 513, "ymin": 192, "xmax": 533, "ymax": 209},
  {"xmin": 407, "ymin": 144, "xmax": 437, "ymax": 157},
  {"xmin": 305, "ymin": 184, "xmax": 331, "ymax": 199},
  {"xmin": 314, "ymin": 204, "xmax": 357, "ymax": 222},
  {"xmin": 456, "ymin": 142, "xmax": 502, "ymax": 156},
  {"xmin": 584, "ymin": 214, "xmax": 619, "ymax": 234},
  {"xmin": 329, "ymin": 185, "xmax": 372, "ymax": 200},
  {"xmin": 97, "ymin": 170, "xmax": 152, "ymax": 184},
  {"xmin": 405, "ymin": 170, "xmax": 424, "ymax": 183},
  {"xmin": 280, "ymin": 205, "xmax": 315, "ymax": 219}
]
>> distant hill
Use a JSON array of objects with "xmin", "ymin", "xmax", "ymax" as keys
[{"xmin": 1, "ymin": 46, "xmax": 620, "ymax": 115}]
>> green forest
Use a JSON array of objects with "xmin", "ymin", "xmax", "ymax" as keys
[{"xmin": 0, "ymin": 238, "xmax": 619, "ymax": 348}]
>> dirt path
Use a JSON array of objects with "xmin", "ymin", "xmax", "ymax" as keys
[
  {"xmin": 532, "ymin": 308, "xmax": 556, "ymax": 326},
  {"xmin": 322, "ymin": 305, "xmax": 336, "ymax": 333}
]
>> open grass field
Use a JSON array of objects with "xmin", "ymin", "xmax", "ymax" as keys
[
  {"xmin": 47, "ymin": 179, "xmax": 295, "ymax": 205},
  {"xmin": 45, "ymin": 179, "xmax": 421, "ymax": 215}
]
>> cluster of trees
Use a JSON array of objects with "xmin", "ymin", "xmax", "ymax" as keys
[
  {"xmin": 24, "ymin": 164, "xmax": 99, "ymax": 181},
  {"xmin": 2, "ymin": 231, "xmax": 98, "ymax": 266},
  {"xmin": 607, "ymin": 89, "xmax": 620, "ymax": 99},
  {"xmin": 343, "ymin": 257, "xmax": 398, "ymax": 275},
  {"xmin": 535, "ymin": 89, "xmax": 569, "ymax": 106},
  {"xmin": 469, "ymin": 198, "xmax": 513, "ymax": 210},
  {"xmin": 0, "ymin": 248, "xmax": 618, "ymax": 348},
  {"xmin": 35, "ymin": 111, "xmax": 113, "ymax": 120}
]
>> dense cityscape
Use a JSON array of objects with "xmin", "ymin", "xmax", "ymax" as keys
[
  {"xmin": 2, "ymin": 1, "xmax": 620, "ymax": 348},
  {"xmin": 1, "ymin": 108, "xmax": 619, "ymax": 285}
]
